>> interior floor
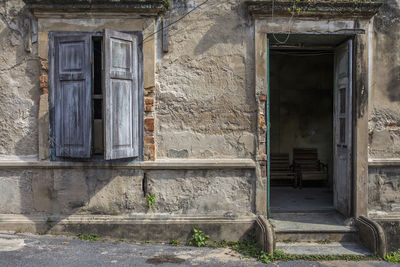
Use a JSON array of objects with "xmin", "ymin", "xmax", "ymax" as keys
[{"xmin": 271, "ymin": 187, "xmax": 333, "ymax": 213}]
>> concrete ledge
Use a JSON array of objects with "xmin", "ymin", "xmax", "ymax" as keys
[
  {"xmin": 25, "ymin": 0, "xmax": 167, "ymax": 14},
  {"xmin": 368, "ymin": 158, "xmax": 400, "ymax": 167},
  {"xmin": 368, "ymin": 212, "xmax": 400, "ymax": 220},
  {"xmin": 0, "ymin": 214, "xmax": 257, "ymax": 243},
  {"xmin": 245, "ymin": 0, "xmax": 382, "ymax": 18},
  {"xmin": 0, "ymin": 159, "xmax": 256, "ymax": 170}
]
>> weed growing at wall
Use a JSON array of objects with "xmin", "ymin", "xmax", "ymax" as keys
[
  {"xmin": 146, "ymin": 193, "xmax": 156, "ymax": 208},
  {"xmin": 77, "ymin": 233, "xmax": 99, "ymax": 242},
  {"xmin": 207, "ymin": 239, "xmax": 381, "ymax": 264},
  {"xmin": 287, "ymin": 0, "xmax": 369, "ymax": 14},
  {"xmin": 385, "ymin": 249, "xmax": 400, "ymax": 264},
  {"xmin": 170, "ymin": 239, "xmax": 180, "ymax": 247},
  {"xmin": 189, "ymin": 227, "xmax": 209, "ymax": 247}
]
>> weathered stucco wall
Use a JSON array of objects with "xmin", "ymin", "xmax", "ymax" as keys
[
  {"xmin": 369, "ymin": 167, "xmax": 400, "ymax": 214},
  {"xmin": 156, "ymin": 0, "xmax": 256, "ymax": 159},
  {"xmin": 368, "ymin": 0, "xmax": 400, "ymax": 217},
  {"xmin": 0, "ymin": 0, "xmax": 262, "ymax": 223},
  {"xmin": 0, "ymin": 0, "xmax": 39, "ymax": 158},
  {"xmin": 369, "ymin": 0, "xmax": 400, "ymax": 158},
  {"xmin": 0, "ymin": 168, "xmax": 255, "ymax": 216},
  {"xmin": 368, "ymin": 0, "xmax": 400, "ymax": 251}
]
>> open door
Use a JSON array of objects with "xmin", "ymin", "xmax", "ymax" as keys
[
  {"xmin": 333, "ymin": 40, "xmax": 353, "ymax": 217},
  {"xmin": 266, "ymin": 37, "xmax": 271, "ymax": 218}
]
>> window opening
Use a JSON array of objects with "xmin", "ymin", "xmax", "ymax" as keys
[{"xmin": 92, "ymin": 37, "xmax": 104, "ymax": 155}]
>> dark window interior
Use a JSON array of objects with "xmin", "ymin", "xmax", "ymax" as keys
[{"xmin": 92, "ymin": 37, "xmax": 104, "ymax": 155}]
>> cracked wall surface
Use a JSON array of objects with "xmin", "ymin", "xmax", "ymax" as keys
[
  {"xmin": 369, "ymin": 0, "xmax": 400, "ymax": 158},
  {"xmin": 0, "ymin": 168, "xmax": 255, "ymax": 216},
  {"xmin": 369, "ymin": 167, "xmax": 400, "ymax": 214},
  {"xmin": 368, "ymin": 0, "xmax": 400, "ymax": 216},
  {"xmin": 156, "ymin": 0, "xmax": 256, "ymax": 159},
  {"xmin": 0, "ymin": 0, "xmax": 39, "ymax": 158}
]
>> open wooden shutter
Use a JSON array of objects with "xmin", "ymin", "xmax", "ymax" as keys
[
  {"xmin": 333, "ymin": 39, "xmax": 353, "ymax": 217},
  {"xmin": 53, "ymin": 34, "xmax": 92, "ymax": 158},
  {"xmin": 103, "ymin": 29, "xmax": 139, "ymax": 160}
]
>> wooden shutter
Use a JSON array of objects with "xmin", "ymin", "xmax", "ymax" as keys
[
  {"xmin": 53, "ymin": 34, "xmax": 92, "ymax": 158},
  {"xmin": 103, "ymin": 29, "xmax": 139, "ymax": 160}
]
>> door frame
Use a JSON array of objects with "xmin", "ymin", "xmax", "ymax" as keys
[
  {"xmin": 255, "ymin": 21, "xmax": 371, "ymax": 218},
  {"xmin": 266, "ymin": 34, "xmax": 356, "ymax": 217}
]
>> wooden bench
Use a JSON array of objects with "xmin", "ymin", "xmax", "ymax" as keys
[
  {"xmin": 292, "ymin": 148, "xmax": 328, "ymax": 187},
  {"xmin": 270, "ymin": 153, "xmax": 297, "ymax": 186}
]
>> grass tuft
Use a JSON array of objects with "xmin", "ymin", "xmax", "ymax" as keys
[
  {"xmin": 385, "ymin": 249, "xmax": 400, "ymax": 264},
  {"xmin": 77, "ymin": 233, "xmax": 99, "ymax": 242}
]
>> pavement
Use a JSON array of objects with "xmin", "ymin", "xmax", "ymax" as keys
[{"xmin": 0, "ymin": 233, "xmax": 397, "ymax": 267}]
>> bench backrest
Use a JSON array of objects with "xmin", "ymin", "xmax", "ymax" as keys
[
  {"xmin": 270, "ymin": 153, "xmax": 290, "ymax": 171},
  {"xmin": 293, "ymin": 148, "xmax": 320, "ymax": 170}
]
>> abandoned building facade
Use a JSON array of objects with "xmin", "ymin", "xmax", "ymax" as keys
[{"xmin": 0, "ymin": 0, "xmax": 399, "ymax": 255}]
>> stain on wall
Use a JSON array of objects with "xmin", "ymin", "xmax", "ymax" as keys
[
  {"xmin": 156, "ymin": 0, "xmax": 256, "ymax": 159},
  {"xmin": 0, "ymin": 168, "xmax": 255, "ymax": 216},
  {"xmin": 369, "ymin": 0, "xmax": 400, "ymax": 158},
  {"xmin": 369, "ymin": 167, "xmax": 400, "ymax": 213},
  {"xmin": 0, "ymin": 0, "xmax": 39, "ymax": 157}
]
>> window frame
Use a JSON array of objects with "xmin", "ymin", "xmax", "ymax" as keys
[{"xmin": 48, "ymin": 30, "xmax": 144, "ymax": 162}]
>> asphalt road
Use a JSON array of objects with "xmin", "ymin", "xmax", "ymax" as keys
[{"xmin": 0, "ymin": 233, "xmax": 397, "ymax": 267}]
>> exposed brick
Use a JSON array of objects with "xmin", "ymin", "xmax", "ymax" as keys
[
  {"xmin": 259, "ymin": 114, "xmax": 265, "ymax": 128},
  {"xmin": 42, "ymin": 88, "xmax": 48, "ymax": 94},
  {"xmin": 40, "ymin": 73, "xmax": 48, "ymax": 89},
  {"xmin": 145, "ymin": 105, "xmax": 153, "ymax": 112},
  {"xmin": 258, "ymin": 153, "xmax": 267, "ymax": 161},
  {"xmin": 261, "ymin": 166, "xmax": 266, "ymax": 177},
  {"xmin": 144, "ymin": 86, "xmax": 155, "ymax": 96},
  {"xmin": 40, "ymin": 73, "xmax": 48, "ymax": 83},
  {"xmin": 144, "ymin": 136, "xmax": 154, "ymax": 144},
  {"xmin": 40, "ymin": 59, "xmax": 48, "ymax": 71},
  {"xmin": 144, "ymin": 118, "xmax": 155, "ymax": 132},
  {"xmin": 259, "ymin": 93, "xmax": 267, "ymax": 101},
  {"xmin": 145, "ymin": 97, "xmax": 154, "ymax": 105},
  {"xmin": 149, "ymin": 144, "xmax": 155, "ymax": 160}
]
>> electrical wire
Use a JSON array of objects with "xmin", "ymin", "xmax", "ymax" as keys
[
  {"xmin": 271, "ymin": 0, "xmax": 295, "ymax": 45},
  {"xmin": 141, "ymin": 0, "xmax": 210, "ymax": 45}
]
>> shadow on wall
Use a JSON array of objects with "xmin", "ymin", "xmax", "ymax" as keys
[
  {"xmin": 0, "ymin": 2, "xmax": 40, "ymax": 156},
  {"xmin": 3, "ymin": 167, "xmax": 257, "ymax": 242},
  {"xmin": 5, "ymin": 168, "xmax": 147, "ymax": 236},
  {"xmin": 373, "ymin": 0, "xmax": 400, "ymax": 103},
  {"xmin": 193, "ymin": 3, "xmax": 250, "ymax": 56},
  {"xmin": 192, "ymin": 2, "xmax": 256, "ymax": 107},
  {"xmin": 387, "ymin": 65, "xmax": 400, "ymax": 102}
]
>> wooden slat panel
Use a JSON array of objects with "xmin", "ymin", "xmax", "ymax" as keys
[
  {"xmin": 270, "ymin": 153, "xmax": 296, "ymax": 182},
  {"xmin": 293, "ymin": 148, "xmax": 327, "ymax": 181},
  {"xmin": 104, "ymin": 29, "xmax": 139, "ymax": 160},
  {"xmin": 54, "ymin": 34, "xmax": 92, "ymax": 158}
]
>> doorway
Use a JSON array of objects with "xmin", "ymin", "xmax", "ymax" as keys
[{"xmin": 267, "ymin": 34, "xmax": 354, "ymax": 217}]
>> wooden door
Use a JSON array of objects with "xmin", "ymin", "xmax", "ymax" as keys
[{"xmin": 333, "ymin": 40, "xmax": 353, "ymax": 217}]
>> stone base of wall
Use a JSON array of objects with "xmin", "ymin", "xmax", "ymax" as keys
[
  {"xmin": 0, "ymin": 214, "xmax": 257, "ymax": 243},
  {"xmin": 375, "ymin": 218, "xmax": 400, "ymax": 253},
  {"xmin": 0, "ymin": 162, "xmax": 256, "ymax": 216}
]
